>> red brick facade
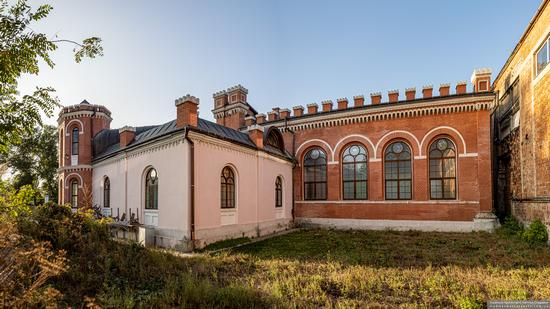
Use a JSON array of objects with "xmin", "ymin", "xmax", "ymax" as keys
[{"xmin": 57, "ymin": 101, "xmax": 111, "ymax": 207}]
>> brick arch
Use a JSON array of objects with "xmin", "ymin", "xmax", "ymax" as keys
[
  {"xmin": 420, "ymin": 126, "xmax": 467, "ymax": 156},
  {"xmin": 64, "ymin": 119, "xmax": 84, "ymax": 134},
  {"xmin": 332, "ymin": 134, "xmax": 375, "ymax": 162},
  {"xmin": 374, "ymin": 130, "xmax": 421, "ymax": 159},
  {"xmin": 64, "ymin": 173, "xmax": 83, "ymax": 188},
  {"xmin": 295, "ymin": 139, "xmax": 334, "ymax": 163}
]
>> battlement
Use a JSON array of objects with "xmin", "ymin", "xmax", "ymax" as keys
[{"xmin": 58, "ymin": 99, "xmax": 112, "ymax": 119}]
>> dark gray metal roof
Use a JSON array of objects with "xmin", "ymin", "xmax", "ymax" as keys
[{"xmin": 92, "ymin": 118, "xmax": 290, "ymax": 162}]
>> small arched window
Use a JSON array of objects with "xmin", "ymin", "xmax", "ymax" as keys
[
  {"xmin": 71, "ymin": 180, "xmax": 78, "ymax": 208},
  {"xmin": 104, "ymin": 177, "xmax": 110, "ymax": 208},
  {"xmin": 342, "ymin": 144, "xmax": 368, "ymax": 200},
  {"xmin": 429, "ymin": 138, "xmax": 457, "ymax": 199},
  {"xmin": 303, "ymin": 147, "xmax": 327, "ymax": 200},
  {"xmin": 145, "ymin": 168, "xmax": 158, "ymax": 209},
  {"xmin": 265, "ymin": 128, "xmax": 285, "ymax": 152},
  {"xmin": 275, "ymin": 176, "xmax": 283, "ymax": 208},
  {"xmin": 59, "ymin": 179, "xmax": 63, "ymax": 205},
  {"xmin": 71, "ymin": 127, "xmax": 79, "ymax": 155},
  {"xmin": 384, "ymin": 141, "xmax": 412, "ymax": 200},
  {"xmin": 221, "ymin": 166, "xmax": 235, "ymax": 209}
]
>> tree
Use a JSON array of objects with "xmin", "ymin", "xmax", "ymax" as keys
[
  {"xmin": 0, "ymin": 0, "xmax": 103, "ymax": 154},
  {"xmin": 0, "ymin": 125, "xmax": 59, "ymax": 200}
]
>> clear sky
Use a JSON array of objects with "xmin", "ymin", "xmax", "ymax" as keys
[{"xmin": 19, "ymin": 0, "xmax": 542, "ymax": 128}]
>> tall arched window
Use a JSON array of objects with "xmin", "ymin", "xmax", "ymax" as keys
[
  {"xmin": 221, "ymin": 166, "xmax": 235, "ymax": 208},
  {"xmin": 385, "ymin": 141, "xmax": 412, "ymax": 200},
  {"xmin": 303, "ymin": 148, "xmax": 327, "ymax": 200},
  {"xmin": 342, "ymin": 144, "xmax": 368, "ymax": 200},
  {"xmin": 145, "ymin": 168, "xmax": 158, "ymax": 209},
  {"xmin": 71, "ymin": 127, "xmax": 79, "ymax": 155},
  {"xmin": 429, "ymin": 138, "xmax": 457, "ymax": 199},
  {"xmin": 71, "ymin": 180, "xmax": 78, "ymax": 208},
  {"xmin": 275, "ymin": 176, "xmax": 283, "ymax": 208},
  {"xmin": 103, "ymin": 177, "xmax": 110, "ymax": 208}
]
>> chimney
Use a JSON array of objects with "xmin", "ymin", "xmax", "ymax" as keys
[
  {"xmin": 422, "ymin": 85, "xmax": 433, "ymax": 99},
  {"xmin": 248, "ymin": 125, "xmax": 264, "ymax": 148},
  {"xmin": 280, "ymin": 108, "xmax": 291, "ymax": 119},
  {"xmin": 321, "ymin": 100, "xmax": 333, "ymax": 112},
  {"xmin": 405, "ymin": 88, "xmax": 416, "ymax": 100},
  {"xmin": 267, "ymin": 111, "xmax": 278, "ymax": 121},
  {"xmin": 255, "ymin": 113, "xmax": 266, "ymax": 124},
  {"xmin": 175, "ymin": 94, "xmax": 199, "ymax": 128},
  {"xmin": 293, "ymin": 105, "xmax": 304, "ymax": 117},
  {"xmin": 337, "ymin": 98, "xmax": 348, "ymax": 110},
  {"xmin": 119, "ymin": 126, "xmax": 136, "ymax": 148},
  {"xmin": 245, "ymin": 116, "xmax": 255, "ymax": 127},
  {"xmin": 213, "ymin": 90, "xmax": 228, "ymax": 109},
  {"xmin": 471, "ymin": 68, "xmax": 492, "ymax": 92},
  {"xmin": 353, "ymin": 95, "xmax": 364, "ymax": 107},
  {"xmin": 456, "ymin": 81, "xmax": 467, "ymax": 94},
  {"xmin": 388, "ymin": 90, "xmax": 399, "ymax": 103},
  {"xmin": 439, "ymin": 83, "xmax": 450, "ymax": 96},
  {"xmin": 226, "ymin": 84, "xmax": 248, "ymax": 104},
  {"xmin": 370, "ymin": 92, "xmax": 382, "ymax": 105},
  {"xmin": 307, "ymin": 103, "xmax": 318, "ymax": 114}
]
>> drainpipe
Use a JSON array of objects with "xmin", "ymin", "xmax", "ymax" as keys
[
  {"xmin": 184, "ymin": 128, "xmax": 196, "ymax": 251},
  {"xmin": 284, "ymin": 118, "xmax": 297, "ymax": 222}
]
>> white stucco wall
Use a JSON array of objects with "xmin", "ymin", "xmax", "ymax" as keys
[{"xmin": 92, "ymin": 134, "xmax": 191, "ymax": 247}]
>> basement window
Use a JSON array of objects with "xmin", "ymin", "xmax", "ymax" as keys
[{"xmin": 536, "ymin": 37, "xmax": 549, "ymax": 76}]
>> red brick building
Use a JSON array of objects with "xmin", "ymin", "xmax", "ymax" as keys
[{"xmin": 214, "ymin": 71, "xmax": 499, "ymax": 231}]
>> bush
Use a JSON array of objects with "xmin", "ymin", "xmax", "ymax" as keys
[
  {"xmin": 522, "ymin": 220, "xmax": 549, "ymax": 245},
  {"xmin": 501, "ymin": 216, "xmax": 524, "ymax": 236}
]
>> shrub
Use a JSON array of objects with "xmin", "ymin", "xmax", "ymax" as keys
[
  {"xmin": 501, "ymin": 216, "xmax": 524, "ymax": 236},
  {"xmin": 522, "ymin": 220, "xmax": 549, "ymax": 245}
]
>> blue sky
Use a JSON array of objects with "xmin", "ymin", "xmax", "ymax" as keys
[{"xmin": 19, "ymin": 0, "xmax": 541, "ymax": 128}]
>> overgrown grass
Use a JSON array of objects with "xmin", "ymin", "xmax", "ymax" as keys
[
  {"xmin": 7, "ymin": 204, "xmax": 550, "ymax": 307},
  {"xmin": 199, "ymin": 236, "xmax": 251, "ymax": 252}
]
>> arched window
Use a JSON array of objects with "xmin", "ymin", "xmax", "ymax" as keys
[
  {"xmin": 71, "ymin": 180, "xmax": 78, "ymax": 208},
  {"xmin": 275, "ymin": 176, "xmax": 283, "ymax": 208},
  {"xmin": 303, "ymin": 148, "xmax": 327, "ymax": 200},
  {"xmin": 384, "ymin": 141, "xmax": 412, "ymax": 200},
  {"xmin": 342, "ymin": 144, "xmax": 368, "ymax": 200},
  {"xmin": 104, "ymin": 177, "xmax": 110, "ymax": 208},
  {"xmin": 266, "ymin": 128, "xmax": 285, "ymax": 152},
  {"xmin": 71, "ymin": 127, "xmax": 79, "ymax": 155},
  {"xmin": 429, "ymin": 138, "xmax": 457, "ymax": 199},
  {"xmin": 145, "ymin": 168, "xmax": 158, "ymax": 209},
  {"xmin": 221, "ymin": 166, "xmax": 235, "ymax": 209},
  {"xmin": 59, "ymin": 179, "xmax": 63, "ymax": 205}
]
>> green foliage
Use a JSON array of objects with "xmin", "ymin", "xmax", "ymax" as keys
[
  {"xmin": 522, "ymin": 219, "xmax": 549, "ymax": 245},
  {"xmin": 500, "ymin": 216, "xmax": 524, "ymax": 236},
  {"xmin": 0, "ymin": 125, "xmax": 59, "ymax": 199},
  {"xmin": 0, "ymin": 182, "xmax": 41, "ymax": 217},
  {"xmin": 0, "ymin": 0, "xmax": 103, "ymax": 154}
]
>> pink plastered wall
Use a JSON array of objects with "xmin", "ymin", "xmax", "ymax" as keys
[{"xmin": 191, "ymin": 135, "xmax": 293, "ymax": 233}]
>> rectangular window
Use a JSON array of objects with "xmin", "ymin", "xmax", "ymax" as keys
[{"xmin": 536, "ymin": 37, "xmax": 549, "ymax": 76}]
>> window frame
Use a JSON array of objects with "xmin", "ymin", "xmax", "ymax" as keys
[
  {"xmin": 145, "ymin": 168, "xmax": 158, "ymax": 210},
  {"xmin": 535, "ymin": 36, "xmax": 549, "ymax": 77},
  {"xmin": 103, "ymin": 177, "xmax": 110, "ymax": 208},
  {"xmin": 275, "ymin": 176, "xmax": 283, "ymax": 208},
  {"xmin": 341, "ymin": 143, "xmax": 368, "ymax": 200},
  {"xmin": 303, "ymin": 147, "xmax": 328, "ymax": 201},
  {"xmin": 71, "ymin": 127, "xmax": 79, "ymax": 155},
  {"xmin": 384, "ymin": 141, "xmax": 413, "ymax": 200},
  {"xmin": 220, "ymin": 166, "xmax": 236, "ymax": 209},
  {"xmin": 71, "ymin": 180, "xmax": 78, "ymax": 208},
  {"xmin": 428, "ymin": 138, "xmax": 457, "ymax": 200}
]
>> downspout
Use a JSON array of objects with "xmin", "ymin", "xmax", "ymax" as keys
[
  {"xmin": 184, "ymin": 128, "xmax": 196, "ymax": 251},
  {"xmin": 284, "ymin": 118, "xmax": 296, "ymax": 222}
]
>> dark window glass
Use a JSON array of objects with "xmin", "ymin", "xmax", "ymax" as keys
[
  {"xmin": 536, "ymin": 39, "xmax": 549, "ymax": 76},
  {"xmin": 145, "ymin": 168, "xmax": 158, "ymax": 209},
  {"xmin": 342, "ymin": 144, "xmax": 368, "ymax": 200},
  {"xmin": 104, "ymin": 177, "xmax": 110, "ymax": 208},
  {"xmin": 303, "ymin": 148, "xmax": 327, "ymax": 200},
  {"xmin": 266, "ymin": 129, "xmax": 285, "ymax": 152},
  {"xmin": 71, "ymin": 180, "xmax": 78, "ymax": 208},
  {"xmin": 72, "ymin": 128, "xmax": 79, "ymax": 155},
  {"xmin": 221, "ymin": 167, "xmax": 235, "ymax": 208},
  {"xmin": 429, "ymin": 138, "xmax": 456, "ymax": 199},
  {"xmin": 384, "ymin": 141, "xmax": 412, "ymax": 200},
  {"xmin": 275, "ymin": 177, "xmax": 283, "ymax": 207}
]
